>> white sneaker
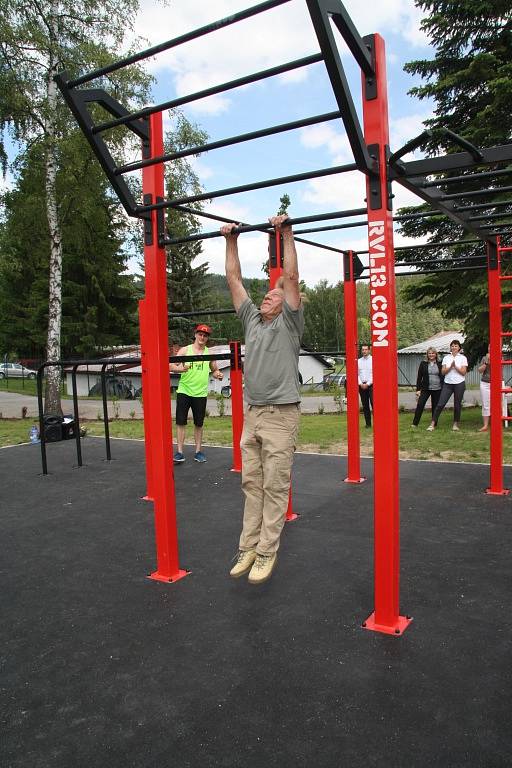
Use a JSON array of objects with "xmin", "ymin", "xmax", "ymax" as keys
[
  {"xmin": 426, "ymin": 425, "xmax": 434, "ymax": 431},
  {"xmin": 452, "ymin": 424, "xmax": 460, "ymax": 431}
]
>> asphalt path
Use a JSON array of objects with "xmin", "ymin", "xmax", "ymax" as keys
[{"xmin": 1, "ymin": 389, "xmax": 432, "ymax": 420}]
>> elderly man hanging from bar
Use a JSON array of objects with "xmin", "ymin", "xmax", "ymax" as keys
[{"xmin": 221, "ymin": 215, "xmax": 304, "ymax": 585}]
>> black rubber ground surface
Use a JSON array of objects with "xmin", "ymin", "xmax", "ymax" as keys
[{"xmin": 2, "ymin": 437, "xmax": 511, "ymax": 768}]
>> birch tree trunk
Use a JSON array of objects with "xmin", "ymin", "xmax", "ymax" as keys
[{"xmin": 43, "ymin": 31, "xmax": 63, "ymax": 416}]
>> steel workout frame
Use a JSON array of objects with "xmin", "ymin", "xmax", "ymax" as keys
[{"xmin": 56, "ymin": 0, "xmax": 512, "ymax": 636}]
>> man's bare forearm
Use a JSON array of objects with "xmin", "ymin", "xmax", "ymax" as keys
[
  {"xmin": 281, "ymin": 226, "xmax": 299, "ymax": 283},
  {"xmin": 225, "ymin": 238, "xmax": 243, "ymax": 286}
]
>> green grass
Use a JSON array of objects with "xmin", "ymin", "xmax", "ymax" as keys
[
  {"xmin": 2, "ymin": 408, "xmax": 510, "ymax": 464},
  {"xmin": 0, "ymin": 379, "xmax": 41, "ymax": 396}
]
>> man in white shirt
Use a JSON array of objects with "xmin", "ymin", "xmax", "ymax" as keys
[
  {"xmin": 427, "ymin": 339, "xmax": 468, "ymax": 431},
  {"xmin": 357, "ymin": 343, "xmax": 373, "ymax": 428}
]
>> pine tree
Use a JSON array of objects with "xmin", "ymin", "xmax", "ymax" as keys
[
  {"xmin": 397, "ymin": 0, "xmax": 512, "ymax": 362},
  {"xmin": 0, "ymin": 135, "xmax": 138, "ymax": 358},
  {"xmin": 162, "ymin": 113, "xmax": 210, "ymax": 347},
  {"xmin": 0, "ymin": 0, "xmax": 149, "ymax": 412}
]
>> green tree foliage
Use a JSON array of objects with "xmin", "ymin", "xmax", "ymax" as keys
[
  {"xmin": 135, "ymin": 112, "xmax": 211, "ymax": 348},
  {"xmin": 0, "ymin": 0, "xmax": 149, "ymax": 412},
  {"xmin": 0, "ymin": 136, "xmax": 138, "ymax": 357},
  {"xmin": 261, "ymin": 194, "xmax": 292, "ymax": 277},
  {"xmin": 397, "ymin": 0, "xmax": 512, "ymax": 364},
  {"xmin": 197, "ymin": 273, "xmax": 454, "ymax": 351}
]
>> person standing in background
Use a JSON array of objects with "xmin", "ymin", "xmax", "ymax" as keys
[
  {"xmin": 358, "ymin": 344, "xmax": 373, "ymax": 428},
  {"xmin": 412, "ymin": 347, "xmax": 443, "ymax": 427},
  {"xmin": 170, "ymin": 324, "xmax": 224, "ymax": 463}
]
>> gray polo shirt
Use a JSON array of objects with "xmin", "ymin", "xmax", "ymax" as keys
[{"xmin": 237, "ymin": 297, "xmax": 304, "ymax": 405}]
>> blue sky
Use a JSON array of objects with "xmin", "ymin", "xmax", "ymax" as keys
[
  {"xmin": 1, "ymin": 0, "xmax": 436, "ymax": 287},
  {"xmin": 131, "ymin": 0, "xmax": 436, "ymax": 285}
]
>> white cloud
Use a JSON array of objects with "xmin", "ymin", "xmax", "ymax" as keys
[
  {"xmin": 389, "ymin": 111, "xmax": 431, "ymax": 156},
  {"xmin": 300, "ymin": 170, "xmax": 366, "ymax": 210},
  {"xmin": 133, "ymin": 0, "xmax": 430, "ymax": 117}
]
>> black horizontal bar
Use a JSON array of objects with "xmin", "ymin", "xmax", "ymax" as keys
[
  {"xmin": 391, "ymin": 145, "xmax": 512, "ymax": 178},
  {"xmin": 295, "ymin": 220, "xmax": 367, "ymax": 234},
  {"xmin": 67, "ymin": 0, "xmax": 293, "ymax": 87},
  {"xmin": 469, "ymin": 211, "xmax": 512, "ymax": 222},
  {"xmin": 163, "ymin": 205, "xmax": 364, "ymax": 245},
  {"xmin": 169, "ymin": 205, "xmax": 351, "ymax": 254},
  {"xmin": 454, "ymin": 199, "xmax": 512, "ymax": 213},
  {"xmin": 363, "ymin": 264, "xmax": 487, "ymax": 278},
  {"xmin": 355, "ymin": 238, "xmax": 482, "ymax": 255},
  {"xmin": 361, "ymin": 253, "xmax": 488, "ymax": 269},
  {"xmin": 116, "ymin": 111, "xmax": 342, "ymax": 175},
  {"xmin": 93, "ymin": 53, "xmax": 323, "ymax": 134},
  {"xmin": 421, "ymin": 167, "xmax": 512, "ymax": 188},
  {"xmin": 169, "ymin": 309, "xmax": 236, "ymax": 317},
  {"xmin": 441, "ymin": 185, "xmax": 512, "ymax": 201},
  {"xmin": 299, "ymin": 207, "xmax": 475, "ymax": 234},
  {"xmin": 143, "ymin": 163, "xmax": 358, "ymax": 213},
  {"xmin": 175, "ymin": 205, "xmax": 366, "ymax": 226}
]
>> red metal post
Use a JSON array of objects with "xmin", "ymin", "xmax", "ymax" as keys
[
  {"xmin": 269, "ymin": 231, "xmax": 298, "ymax": 521},
  {"xmin": 343, "ymin": 251, "xmax": 364, "ymax": 483},
  {"xmin": 361, "ymin": 34, "xmax": 411, "ymax": 635},
  {"xmin": 142, "ymin": 112, "xmax": 188, "ymax": 583},
  {"xmin": 230, "ymin": 341, "xmax": 243, "ymax": 473},
  {"xmin": 139, "ymin": 298, "xmax": 154, "ymax": 501},
  {"xmin": 486, "ymin": 239, "xmax": 509, "ymax": 494}
]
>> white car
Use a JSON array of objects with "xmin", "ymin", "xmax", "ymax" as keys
[{"xmin": 0, "ymin": 362, "xmax": 37, "ymax": 379}]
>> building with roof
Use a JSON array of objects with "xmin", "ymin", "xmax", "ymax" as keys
[{"xmin": 65, "ymin": 345, "xmax": 332, "ymax": 398}]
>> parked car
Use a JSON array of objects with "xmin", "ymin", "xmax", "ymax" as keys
[
  {"xmin": 323, "ymin": 372, "xmax": 346, "ymax": 391},
  {"xmin": 0, "ymin": 362, "xmax": 37, "ymax": 379},
  {"xmin": 88, "ymin": 378, "xmax": 134, "ymax": 399}
]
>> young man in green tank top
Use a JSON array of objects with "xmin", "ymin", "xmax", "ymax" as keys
[{"xmin": 170, "ymin": 324, "xmax": 224, "ymax": 463}]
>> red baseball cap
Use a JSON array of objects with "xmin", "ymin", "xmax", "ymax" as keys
[{"xmin": 194, "ymin": 323, "xmax": 212, "ymax": 335}]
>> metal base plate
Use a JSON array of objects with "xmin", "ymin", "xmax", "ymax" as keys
[
  {"xmin": 344, "ymin": 477, "xmax": 367, "ymax": 484},
  {"xmin": 362, "ymin": 612, "xmax": 413, "ymax": 636},
  {"xmin": 148, "ymin": 569, "xmax": 190, "ymax": 583}
]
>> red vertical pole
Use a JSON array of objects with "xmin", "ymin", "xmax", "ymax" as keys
[
  {"xmin": 139, "ymin": 298, "xmax": 154, "ymax": 501},
  {"xmin": 361, "ymin": 34, "xmax": 411, "ymax": 635},
  {"xmin": 486, "ymin": 239, "xmax": 509, "ymax": 495},
  {"xmin": 343, "ymin": 251, "xmax": 364, "ymax": 483},
  {"xmin": 269, "ymin": 231, "xmax": 298, "ymax": 521},
  {"xmin": 142, "ymin": 112, "xmax": 188, "ymax": 583},
  {"xmin": 230, "ymin": 341, "xmax": 243, "ymax": 473}
]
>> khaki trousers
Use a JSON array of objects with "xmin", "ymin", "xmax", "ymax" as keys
[{"xmin": 239, "ymin": 404, "xmax": 300, "ymax": 555}]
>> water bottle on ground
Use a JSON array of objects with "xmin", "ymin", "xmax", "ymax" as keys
[{"xmin": 29, "ymin": 425, "xmax": 40, "ymax": 444}]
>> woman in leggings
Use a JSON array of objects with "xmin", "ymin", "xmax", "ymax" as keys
[{"xmin": 427, "ymin": 339, "xmax": 468, "ymax": 431}]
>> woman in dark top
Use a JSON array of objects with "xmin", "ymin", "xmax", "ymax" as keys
[{"xmin": 412, "ymin": 346, "xmax": 443, "ymax": 427}]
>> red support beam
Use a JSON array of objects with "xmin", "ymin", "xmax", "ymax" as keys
[
  {"xmin": 139, "ymin": 298, "xmax": 154, "ymax": 501},
  {"xmin": 269, "ymin": 231, "xmax": 298, "ymax": 521},
  {"xmin": 343, "ymin": 251, "xmax": 364, "ymax": 483},
  {"xmin": 487, "ymin": 239, "xmax": 509, "ymax": 495},
  {"xmin": 361, "ymin": 34, "xmax": 411, "ymax": 635},
  {"xmin": 230, "ymin": 341, "xmax": 243, "ymax": 473},
  {"xmin": 142, "ymin": 112, "xmax": 188, "ymax": 583}
]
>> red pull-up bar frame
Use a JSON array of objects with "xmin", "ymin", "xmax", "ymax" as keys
[
  {"xmin": 142, "ymin": 112, "xmax": 188, "ymax": 584},
  {"xmin": 360, "ymin": 34, "xmax": 412, "ymax": 636}
]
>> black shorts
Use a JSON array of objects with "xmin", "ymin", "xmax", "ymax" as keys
[{"xmin": 175, "ymin": 393, "xmax": 207, "ymax": 427}]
